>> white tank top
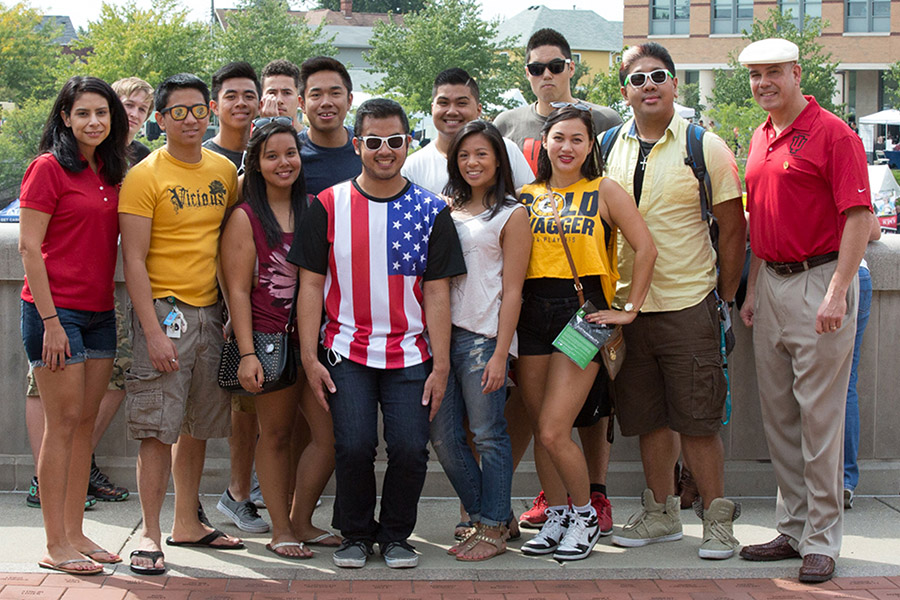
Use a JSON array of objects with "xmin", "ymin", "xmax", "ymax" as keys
[{"xmin": 449, "ymin": 201, "xmax": 525, "ymax": 356}]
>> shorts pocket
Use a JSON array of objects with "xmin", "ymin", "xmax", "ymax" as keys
[
  {"xmin": 127, "ymin": 379, "xmax": 165, "ymax": 432},
  {"xmin": 690, "ymin": 353, "xmax": 725, "ymax": 420}
]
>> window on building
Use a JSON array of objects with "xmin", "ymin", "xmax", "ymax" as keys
[
  {"xmin": 650, "ymin": 0, "xmax": 690, "ymax": 35},
  {"xmin": 683, "ymin": 70, "xmax": 700, "ymax": 85},
  {"xmin": 845, "ymin": 0, "xmax": 890, "ymax": 32},
  {"xmin": 712, "ymin": 0, "xmax": 753, "ymax": 34},
  {"xmin": 780, "ymin": 0, "xmax": 822, "ymax": 29},
  {"xmin": 572, "ymin": 53, "xmax": 582, "ymax": 63}
]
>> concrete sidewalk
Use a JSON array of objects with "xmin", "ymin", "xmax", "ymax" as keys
[{"xmin": 2, "ymin": 492, "xmax": 898, "ymax": 580}]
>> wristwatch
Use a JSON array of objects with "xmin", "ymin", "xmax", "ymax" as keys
[{"xmin": 623, "ymin": 302, "xmax": 639, "ymax": 314}]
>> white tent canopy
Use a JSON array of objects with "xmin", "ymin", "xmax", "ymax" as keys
[
  {"xmin": 869, "ymin": 164, "xmax": 900, "ymax": 199},
  {"xmin": 858, "ymin": 109, "xmax": 900, "ymax": 153}
]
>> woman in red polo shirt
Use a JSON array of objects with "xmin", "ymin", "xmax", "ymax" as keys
[{"xmin": 19, "ymin": 76, "xmax": 129, "ymax": 575}]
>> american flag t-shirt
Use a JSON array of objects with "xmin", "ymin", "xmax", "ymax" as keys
[{"xmin": 321, "ymin": 180, "xmax": 445, "ymax": 369}]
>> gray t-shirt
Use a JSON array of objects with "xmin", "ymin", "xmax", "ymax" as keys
[{"xmin": 494, "ymin": 101, "xmax": 623, "ymax": 174}]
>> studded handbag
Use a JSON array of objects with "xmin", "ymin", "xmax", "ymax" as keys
[{"xmin": 217, "ymin": 287, "xmax": 298, "ymax": 395}]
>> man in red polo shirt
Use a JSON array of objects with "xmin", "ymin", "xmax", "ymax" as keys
[{"xmin": 737, "ymin": 39, "xmax": 872, "ymax": 584}]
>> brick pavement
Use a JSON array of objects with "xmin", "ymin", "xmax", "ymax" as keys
[{"xmin": 1, "ymin": 574, "xmax": 899, "ymax": 600}]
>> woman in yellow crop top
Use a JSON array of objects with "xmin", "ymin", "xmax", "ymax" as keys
[{"xmin": 516, "ymin": 105, "xmax": 656, "ymax": 561}]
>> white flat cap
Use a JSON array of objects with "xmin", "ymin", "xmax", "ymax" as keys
[{"xmin": 738, "ymin": 38, "xmax": 799, "ymax": 65}]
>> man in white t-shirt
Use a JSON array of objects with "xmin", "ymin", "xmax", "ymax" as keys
[{"xmin": 402, "ymin": 68, "xmax": 533, "ymax": 194}]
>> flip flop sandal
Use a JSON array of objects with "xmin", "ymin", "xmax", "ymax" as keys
[
  {"xmin": 455, "ymin": 525, "xmax": 507, "ymax": 562},
  {"xmin": 166, "ymin": 529, "xmax": 244, "ymax": 549},
  {"xmin": 129, "ymin": 550, "xmax": 166, "ymax": 575},
  {"xmin": 39, "ymin": 558, "xmax": 103, "ymax": 575},
  {"xmin": 265, "ymin": 541, "xmax": 312, "ymax": 560},
  {"xmin": 303, "ymin": 531, "xmax": 342, "ymax": 547},
  {"xmin": 453, "ymin": 520, "xmax": 475, "ymax": 541},
  {"xmin": 84, "ymin": 548, "xmax": 122, "ymax": 564}
]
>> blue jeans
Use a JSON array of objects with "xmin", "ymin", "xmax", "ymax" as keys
[
  {"xmin": 844, "ymin": 266, "xmax": 872, "ymax": 491},
  {"xmin": 430, "ymin": 328, "xmax": 512, "ymax": 526},
  {"xmin": 325, "ymin": 351, "xmax": 432, "ymax": 545}
]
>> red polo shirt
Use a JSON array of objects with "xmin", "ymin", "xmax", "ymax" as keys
[
  {"xmin": 20, "ymin": 153, "xmax": 119, "ymax": 312},
  {"xmin": 745, "ymin": 96, "xmax": 870, "ymax": 263}
]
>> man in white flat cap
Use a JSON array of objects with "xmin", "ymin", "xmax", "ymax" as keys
[{"xmin": 737, "ymin": 38, "xmax": 872, "ymax": 583}]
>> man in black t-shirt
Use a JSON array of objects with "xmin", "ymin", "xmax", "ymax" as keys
[{"xmin": 203, "ymin": 62, "xmax": 260, "ymax": 170}]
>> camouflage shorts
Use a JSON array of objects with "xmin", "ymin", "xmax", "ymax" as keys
[{"xmin": 25, "ymin": 298, "xmax": 132, "ymax": 396}]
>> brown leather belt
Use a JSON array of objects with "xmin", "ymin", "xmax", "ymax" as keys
[{"xmin": 766, "ymin": 251, "xmax": 839, "ymax": 276}]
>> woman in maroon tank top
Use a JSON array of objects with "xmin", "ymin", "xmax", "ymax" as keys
[{"xmin": 221, "ymin": 121, "xmax": 338, "ymax": 560}]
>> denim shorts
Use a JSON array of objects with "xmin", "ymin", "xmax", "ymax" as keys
[{"xmin": 21, "ymin": 300, "xmax": 116, "ymax": 368}]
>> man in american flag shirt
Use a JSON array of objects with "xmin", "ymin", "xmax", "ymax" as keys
[{"xmin": 291, "ymin": 99, "xmax": 465, "ymax": 569}]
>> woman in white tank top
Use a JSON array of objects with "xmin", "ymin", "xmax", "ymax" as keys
[{"xmin": 429, "ymin": 120, "xmax": 532, "ymax": 561}]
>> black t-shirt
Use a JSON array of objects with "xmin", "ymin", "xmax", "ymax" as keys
[
  {"xmin": 289, "ymin": 179, "xmax": 465, "ymax": 283},
  {"xmin": 128, "ymin": 140, "xmax": 151, "ymax": 166},
  {"xmin": 633, "ymin": 139, "xmax": 656, "ymax": 207},
  {"xmin": 202, "ymin": 138, "xmax": 244, "ymax": 170}
]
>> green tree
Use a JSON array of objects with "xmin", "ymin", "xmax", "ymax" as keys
[
  {"xmin": 0, "ymin": 3, "xmax": 66, "ymax": 103},
  {"xmin": 884, "ymin": 62, "xmax": 900, "ymax": 109},
  {"xmin": 583, "ymin": 69, "xmax": 627, "ymax": 117},
  {"xmin": 0, "ymin": 97, "xmax": 54, "ymax": 200},
  {"xmin": 312, "ymin": 0, "xmax": 425, "ymax": 12},
  {"xmin": 74, "ymin": 0, "xmax": 212, "ymax": 87},
  {"xmin": 365, "ymin": 0, "xmax": 518, "ymax": 115},
  {"xmin": 710, "ymin": 8, "xmax": 840, "ymax": 113},
  {"xmin": 678, "ymin": 82, "xmax": 704, "ymax": 118},
  {"xmin": 213, "ymin": 0, "xmax": 336, "ymax": 75}
]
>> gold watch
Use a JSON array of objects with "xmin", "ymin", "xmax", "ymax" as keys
[{"xmin": 624, "ymin": 302, "xmax": 639, "ymax": 314}]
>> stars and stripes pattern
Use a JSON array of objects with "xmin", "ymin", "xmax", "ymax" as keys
[{"xmin": 320, "ymin": 181, "xmax": 445, "ymax": 369}]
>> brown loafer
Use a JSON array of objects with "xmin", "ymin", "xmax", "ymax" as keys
[
  {"xmin": 739, "ymin": 533, "xmax": 801, "ymax": 561},
  {"xmin": 799, "ymin": 553, "xmax": 835, "ymax": 583}
]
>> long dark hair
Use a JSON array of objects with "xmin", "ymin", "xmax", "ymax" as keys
[
  {"xmin": 38, "ymin": 76, "xmax": 129, "ymax": 185},
  {"xmin": 535, "ymin": 106, "xmax": 602, "ymax": 185},
  {"xmin": 444, "ymin": 120, "xmax": 517, "ymax": 220},
  {"xmin": 241, "ymin": 122, "xmax": 307, "ymax": 248}
]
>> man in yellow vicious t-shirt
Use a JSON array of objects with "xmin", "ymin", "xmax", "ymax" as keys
[{"xmin": 119, "ymin": 74, "xmax": 239, "ymax": 575}]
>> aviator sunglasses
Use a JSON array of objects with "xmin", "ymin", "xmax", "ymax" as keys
[
  {"xmin": 159, "ymin": 103, "xmax": 210, "ymax": 121},
  {"xmin": 253, "ymin": 116, "xmax": 294, "ymax": 128},
  {"xmin": 625, "ymin": 69, "xmax": 675, "ymax": 88},
  {"xmin": 359, "ymin": 134, "xmax": 406, "ymax": 151},
  {"xmin": 526, "ymin": 58, "xmax": 572, "ymax": 77}
]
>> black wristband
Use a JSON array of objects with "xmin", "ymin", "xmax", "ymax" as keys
[
  {"xmin": 239, "ymin": 352, "xmax": 255, "ymax": 359},
  {"xmin": 42, "ymin": 314, "xmax": 59, "ymax": 322}
]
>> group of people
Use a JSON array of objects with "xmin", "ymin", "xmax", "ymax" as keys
[{"xmin": 18, "ymin": 25, "xmax": 872, "ymax": 585}]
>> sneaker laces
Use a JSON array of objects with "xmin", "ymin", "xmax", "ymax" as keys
[
  {"xmin": 622, "ymin": 508, "xmax": 651, "ymax": 531},
  {"xmin": 90, "ymin": 465, "xmax": 112, "ymax": 487},
  {"xmin": 339, "ymin": 539, "xmax": 373, "ymax": 555},
  {"xmin": 532, "ymin": 509, "xmax": 568, "ymax": 543},
  {"xmin": 238, "ymin": 500, "xmax": 262, "ymax": 520},
  {"xmin": 707, "ymin": 519, "xmax": 740, "ymax": 547},
  {"xmin": 532, "ymin": 491, "xmax": 547, "ymax": 509},
  {"xmin": 558, "ymin": 511, "xmax": 588, "ymax": 551}
]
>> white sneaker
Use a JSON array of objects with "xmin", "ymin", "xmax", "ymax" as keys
[
  {"xmin": 521, "ymin": 508, "xmax": 569, "ymax": 555},
  {"xmin": 553, "ymin": 508, "xmax": 601, "ymax": 562}
]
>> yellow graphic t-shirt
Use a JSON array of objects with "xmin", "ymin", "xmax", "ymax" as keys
[
  {"xmin": 118, "ymin": 148, "xmax": 238, "ymax": 307},
  {"xmin": 519, "ymin": 178, "xmax": 619, "ymax": 306}
]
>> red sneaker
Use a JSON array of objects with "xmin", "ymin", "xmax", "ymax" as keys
[
  {"xmin": 591, "ymin": 491, "xmax": 613, "ymax": 536},
  {"xmin": 519, "ymin": 490, "xmax": 549, "ymax": 529}
]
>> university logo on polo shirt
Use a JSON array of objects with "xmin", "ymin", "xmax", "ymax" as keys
[{"xmin": 321, "ymin": 180, "xmax": 445, "ymax": 369}]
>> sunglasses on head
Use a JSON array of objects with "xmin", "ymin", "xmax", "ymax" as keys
[
  {"xmin": 159, "ymin": 103, "xmax": 209, "ymax": 121},
  {"xmin": 359, "ymin": 134, "xmax": 406, "ymax": 151},
  {"xmin": 526, "ymin": 58, "xmax": 572, "ymax": 77},
  {"xmin": 253, "ymin": 116, "xmax": 294, "ymax": 128},
  {"xmin": 550, "ymin": 101, "xmax": 592, "ymax": 112},
  {"xmin": 625, "ymin": 69, "xmax": 674, "ymax": 88}
]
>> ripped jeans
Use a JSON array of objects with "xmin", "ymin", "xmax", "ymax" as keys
[{"xmin": 430, "ymin": 326, "xmax": 512, "ymax": 526}]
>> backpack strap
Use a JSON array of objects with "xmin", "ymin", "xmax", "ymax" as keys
[
  {"xmin": 684, "ymin": 123, "xmax": 718, "ymax": 251},
  {"xmin": 599, "ymin": 123, "xmax": 624, "ymax": 172}
]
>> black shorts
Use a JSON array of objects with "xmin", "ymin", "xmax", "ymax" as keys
[{"xmin": 517, "ymin": 278, "xmax": 612, "ymax": 424}]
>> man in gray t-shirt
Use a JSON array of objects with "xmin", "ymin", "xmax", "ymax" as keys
[{"xmin": 494, "ymin": 28, "xmax": 622, "ymax": 175}]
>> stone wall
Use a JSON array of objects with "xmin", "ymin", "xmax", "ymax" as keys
[{"xmin": 1, "ymin": 222, "xmax": 898, "ymax": 496}]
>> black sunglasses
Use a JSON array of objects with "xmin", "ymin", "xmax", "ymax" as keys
[
  {"xmin": 526, "ymin": 58, "xmax": 572, "ymax": 77},
  {"xmin": 253, "ymin": 116, "xmax": 294, "ymax": 128}
]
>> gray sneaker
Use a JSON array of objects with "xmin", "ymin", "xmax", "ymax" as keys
[
  {"xmin": 216, "ymin": 489, "xmax": 270, "ymax": 533},
  {"xmin": 333, "ymin": 540, "xmax": 373, "ymax": 568},
  {"xmin": 612, "ymin": 488, "xmax": 682, "ymax": 547},
  {"xmin": 249, "ymin": 470, "xmax": 265, "ymax": 508},
  {"xmin": 696, "ymin": 497, "xmax": 740, "ymax": 560},
  {"xmin": 381, "ymin": 541, "xmax": 418, "ymax": 568}
]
